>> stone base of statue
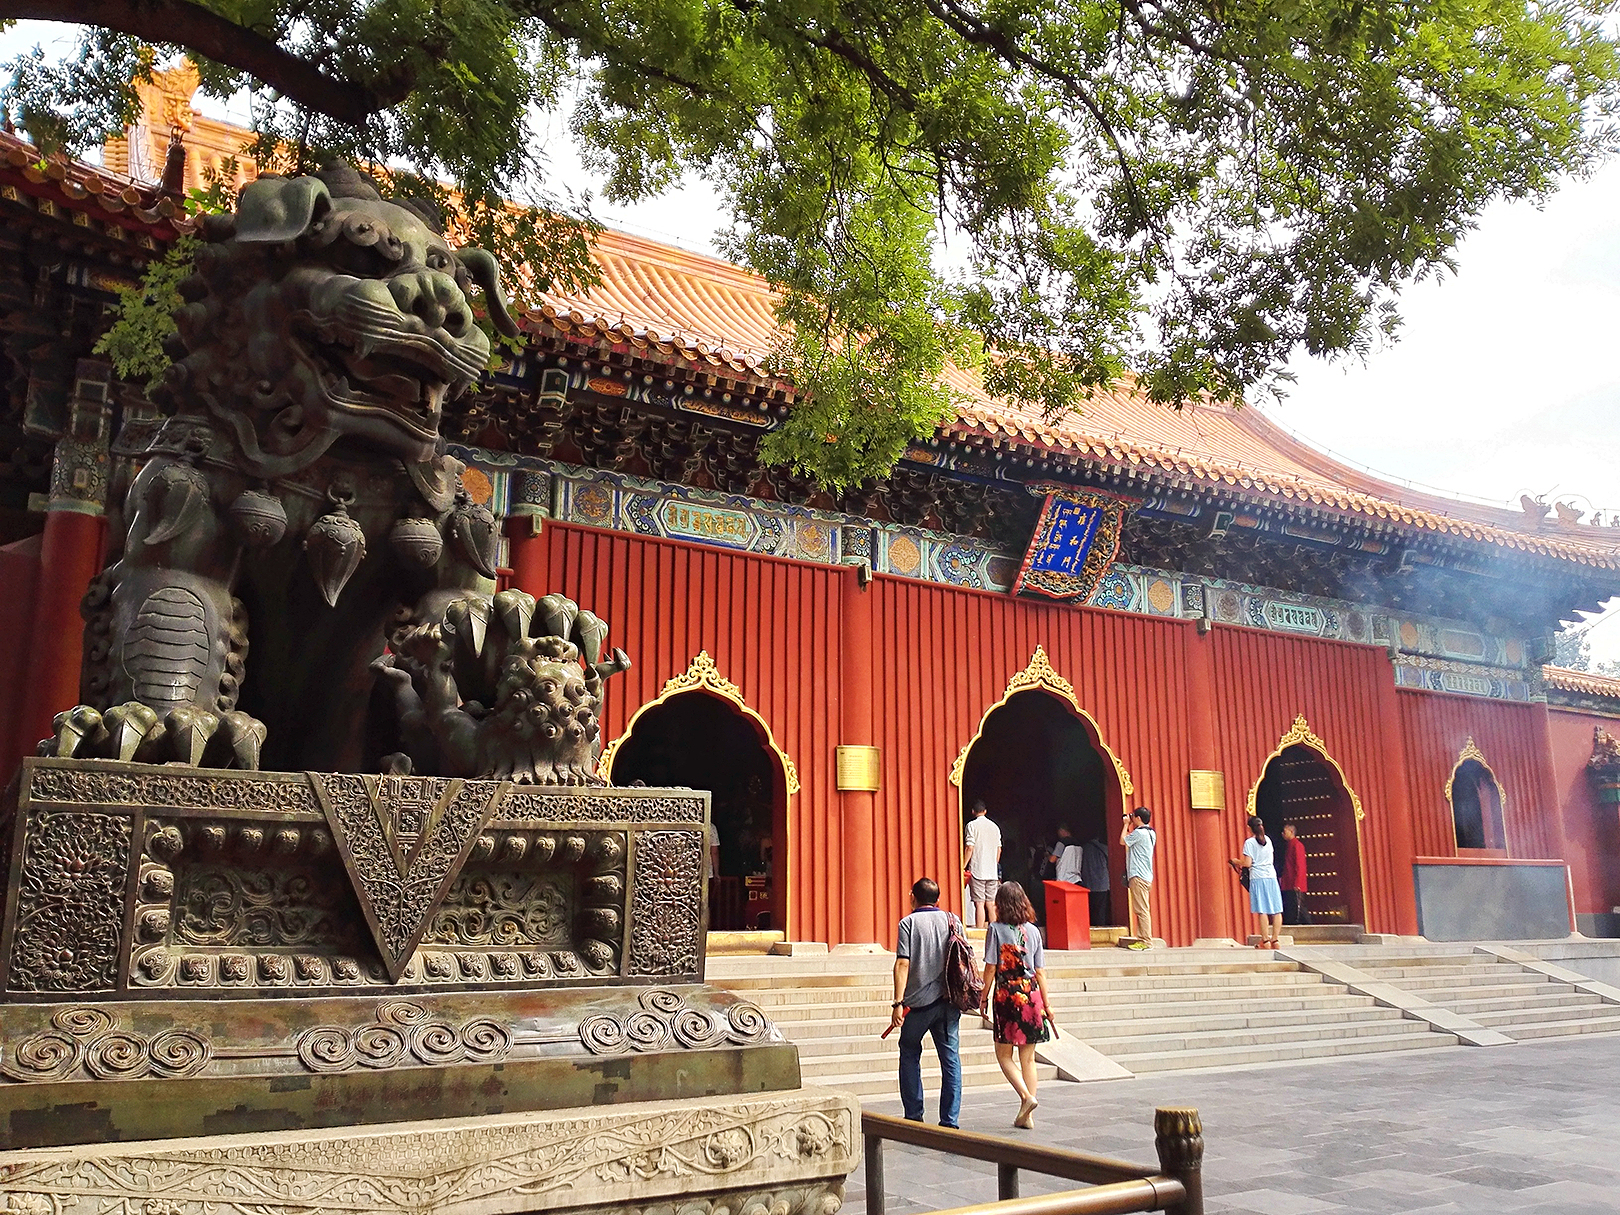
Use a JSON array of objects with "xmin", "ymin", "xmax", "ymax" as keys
[
  {"xmin": 0, "ymin": 760, "xmax": 857, "ymax": 1215},
  {"xmin": 0, "ymin": 1085, "xmax": 858, "ymax": 1215}
]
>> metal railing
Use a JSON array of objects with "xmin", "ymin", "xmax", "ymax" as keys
[{"xmin": 862, "ymin": 1107, "xmax": 1203, "ymax": 1215}]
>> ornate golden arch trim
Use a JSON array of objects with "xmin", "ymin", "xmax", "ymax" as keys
[
  {"xmin": 599, "ymin": 650, "xmax": 802, "ymax": 795},
  {"xmin": 1444, "ymin": 736, "xmax": 1509, "ymax": 853},
  {"xmin": 1245, "ymin": 714, "xmax": 1366, "ymax": 822},
  {"xmin": 949, "ymin": 645, "xmax": 1135, "ymax": 797}
]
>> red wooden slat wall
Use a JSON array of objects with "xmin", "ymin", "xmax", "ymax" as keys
[
  {"xmin": 1395, "ymin": 690, "xmax": 1561, "ymax": 860},
  {"xmin": 544, "ymin": 521, "xmax": 847, "ymax": 943},
  {"xmin": 1209, "ymin": 627, "xmax": 1410, "ymax": 935},
  {"xmin": 540, "ymin": 518, "xmax": 1597, "ymax": 944},
  {"xmin": 1546, "ymin": 707, "xmax": 1620, "ymax": 916},
  {"xmin": 867, "ymin": 577, "xmax": 1197, "ymax": 947}
]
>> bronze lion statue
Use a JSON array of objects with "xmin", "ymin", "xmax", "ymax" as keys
[{"xmin": 47, "ymin": 164, "xmax": 626, "ymax": 780}]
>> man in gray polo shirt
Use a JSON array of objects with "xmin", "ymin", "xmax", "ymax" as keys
[{"xmin": 887, "ymin": 877, "xmax": 962, "ymax": 1128}]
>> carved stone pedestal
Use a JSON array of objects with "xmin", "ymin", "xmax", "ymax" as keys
[
  {"xmin": 0, "ymin": 1085, "xmax": 860, "ymax": 1215},
  {"xmin": 0, "ymin": 760, "xmax": 800, "ymax": 1148}
]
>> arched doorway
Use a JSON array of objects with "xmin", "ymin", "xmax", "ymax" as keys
[
  {"xmin": 951, "ymin": 647, "xmax": 1132, "ymax": 927},
  {"xmin": 1250, "ymin": 716, "xmax": 1367, "ymax": 927},
  {"xmin": 602, "ymin": 652, "xmax": 797, "ymax": 934},
  {"xmin": 1448, "ymin": 739, "xmax": 1507, "ymax": 854}
]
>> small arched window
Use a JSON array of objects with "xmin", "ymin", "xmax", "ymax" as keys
[{"xmin": 1448, "ymin": 740, "xmax": 1507, "ymax": 853}]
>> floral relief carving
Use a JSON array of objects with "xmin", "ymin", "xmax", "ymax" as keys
[
  {"xmin": 28, "ymin": 766, "xmax": 319, "ymax": 814},
  {"xmin": 6, "ymin": 811, "xmax": 132, "ymax": 993},
  {"xmin": 628, "ymin": 829, "xmax": 703, "ymax": 977},
  {"xmin": 425, "ymin": 874, "xmax": 574, "ymax": 948},
  {"xmin": 0, "ymin": 1093, "xmax": 855, "ymax": 1215},
  {"xmin": 173, "ymin": 866, "xmax": 365, "ymax": 950}
]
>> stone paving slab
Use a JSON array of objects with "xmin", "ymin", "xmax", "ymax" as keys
[{"xmin": 854, "ymin": 1032, "xmax": 1620, "ymax": 1215}]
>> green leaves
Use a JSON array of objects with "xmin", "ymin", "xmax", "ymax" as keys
[{"xmin": 15, "ymin": 0, "xmax": 1620, "ymax": 485}]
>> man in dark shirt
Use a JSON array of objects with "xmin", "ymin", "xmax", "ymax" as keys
[
  {"xmin": 1279, "ymin": 822, "xmax": 1309, "ymax": 925},
  {"xmin": 889, "ymin": 877, "xmax": 962, "ymax": 1128}
]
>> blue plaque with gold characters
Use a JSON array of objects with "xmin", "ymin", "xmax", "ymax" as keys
[{"xmin": 1014, "ymin": 487, "xmax": 1133, "ymax": 601}]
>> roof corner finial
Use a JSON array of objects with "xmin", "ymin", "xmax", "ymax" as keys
[{"xmin": 159, "ymin": 126, "xmax": 186, "ymax": 198}]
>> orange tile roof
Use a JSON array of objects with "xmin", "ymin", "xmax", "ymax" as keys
[
  {"xmin": 535, "ymin": 227, "xmax": 1620, "ymax": 571},
  {"xmin": 0, "ymin": 132, "xmax": 195, "ymax": 240},
  {"xmin": 1543, "ymin": 666, "xmax": 1620, "ymax": 698}
]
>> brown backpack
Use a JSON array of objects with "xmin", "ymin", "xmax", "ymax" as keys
[{"xmin": 941, "ymin": 913, "xmax": 985, "ymax": 1012}]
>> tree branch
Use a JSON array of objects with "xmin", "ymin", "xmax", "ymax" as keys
[{"xmin": 0, "ymin": 0, "xmax": 409, "ymax": 124}]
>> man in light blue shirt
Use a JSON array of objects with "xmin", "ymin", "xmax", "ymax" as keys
[{"xmin": 1120, "ymin": 807, "xmax": 1156, "ymax": 947}]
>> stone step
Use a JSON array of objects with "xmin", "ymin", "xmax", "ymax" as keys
[
  {"xmin": 753, "ymin": 987, "xmax": 1378, "ymax": 1020},
  {"xmin": 1421, "ymin": 982, "xmax": 1579, "ymax": 1005},
  {"xmin": 798, "ymin": 1041, "xmax": 1034, "ymax": 1081},
  {"xmin": 722, "ymin": 972, "xmax": 1333, "ymax": 1007},
  {"xmin": 784, "ymin": 1007, "xmax": 1417, "ymax": 1060},
  {"xmin": 1064, "ymin": 1016, "xmax": 1425, "ymax": 1056},
  {"xmin": 1353, "ymin": 963, "xmax": 1522, "ymax": 981},
  {"xmin": 1063, "ymin": 971, "xmax": 1327, "ymax": 992},
  {"xmin": 1466, "ymin": 1001, "xmax": 1613, "ymax": 1027},
  {"xmin": 1359, "ymin": 969, "xmax": 1551, "ymax": 992},
  {"xmin": 1501, "ymin": 1014, "xmax": 1620, "ymax": 1040},
  {"xmin": 1446, "ymin": 989, "xmax": 1603, "ymax": 1014},
  {"xmin": 808, "ymin": 1060, "xmax": 1060, "ymax": 1097},
  {"xmin": 1283, "ymin": 924, "xmax": 1366, "ymax": 944},
  {"xmin": 774, "ymin": 1001, "xmax": 1399, "ymax": 1041},
  {"xmin": 1112, "ymin": 1028, "xmax": 1455, "ymax": 1073}
]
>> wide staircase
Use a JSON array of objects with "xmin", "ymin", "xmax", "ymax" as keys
[
  {"xmin": 1310, "ymin": 944, "xmax": 1620, "ymax": 1040},
  {"xmin": 708, "ymin": 948, "xmax": 1456, "ymax": 1095}
]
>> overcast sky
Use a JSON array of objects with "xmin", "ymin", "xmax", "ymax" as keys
[{"xmin": 8, "ymin": 20, "xmax": 1619, "ymax": 649}]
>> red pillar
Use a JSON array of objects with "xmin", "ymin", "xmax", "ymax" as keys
[
  {"xmin": 1373, "ymin": 652, "xmax": 1421, "ymax": 935},
  {"xmin": 506, "ymin": 515, "xmax": 549, "ymax": 597},
  {"xmin": 504, "ymin": 470, "xmax": 552, "ymax": 597},
  {"xmin": 1184, "ymin": 620, "xmax": 1236, "ymax": 943},
  {"xmin": 839, "ymin": 563, "xmax": 878, "ymax": 945},
  {"xmin": 15, "ymin": 508, "xmax": 106, "ymax": 761},
  {"xmin": 1530, "ymin": 697, "xmax": 1574, "ymax": 865}
]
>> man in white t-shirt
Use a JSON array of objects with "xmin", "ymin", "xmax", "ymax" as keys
[
  {"xmin": 1052, "ymin": 826, "xmax": 1085, "ymax": 884},
  {"xmin": 963, "ymin": 800, "xmax": 1002, "ymax": 925}
]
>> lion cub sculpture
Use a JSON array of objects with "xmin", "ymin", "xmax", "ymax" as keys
[{"xmin": 46, "ymin": 164, "xmax": 626, "ymax": 781}]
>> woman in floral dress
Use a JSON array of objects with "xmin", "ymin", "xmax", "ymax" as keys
[{"xmin": 978, "ymin": 882, "xmax": 1056, "ymax": 1128}]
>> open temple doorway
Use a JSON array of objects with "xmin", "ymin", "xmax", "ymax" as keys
[
  {"xmin": 1448, "ymin": 743, "xmax": 1507, "ymax": 855},
  {"xmin": 607, "ymin": 691, "xmax": 787, "ymax": 932},
  {"xmin": 958, "ymin": 689, "xmax": 1124, "ymax": 927},
  {"xmin": 1253, "ymin": 743, "xmax": 1366, "ymax": 926}
]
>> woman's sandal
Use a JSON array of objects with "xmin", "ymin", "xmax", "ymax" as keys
[{"xmin": 1014, "ymin": 1096, "xmax": 1038, "ymax": 1129}]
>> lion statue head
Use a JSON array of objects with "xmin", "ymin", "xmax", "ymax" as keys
[{"xmin": 159, "ymin": 163, "xmax": 518, "ymax": 476}]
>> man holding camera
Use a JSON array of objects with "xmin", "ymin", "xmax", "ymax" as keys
[{"xmin": 1119, "ymin": 807, "xmax": 1156, "ymax": 947}]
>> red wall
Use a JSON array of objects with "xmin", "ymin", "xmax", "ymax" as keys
[
  {"xmin": 1208, "ymin": 627, "xmax": 1418, "ymax": 935},
  {"xmin": 545, "ymin": 521, "xmax": 848, "ymax": 943},
  {"xmin": 1547, "ymin": 707, "xmax": 1620, "ymax": 918},
  {"xmin": 545, "ymin": 521, "xmax": 1454, "ymax": 943},
  {"xmin": 1396, "ymin": 691, "xmax": 1562, "ymax": 861},
  {"xmin": 867, "ymin": 577, "xmax": 1197, "ymax": 946}
]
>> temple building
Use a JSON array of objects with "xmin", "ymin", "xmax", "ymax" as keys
[{"xmin": 2, "ymin": 72, "xmax": 1618, "ymax": 948}]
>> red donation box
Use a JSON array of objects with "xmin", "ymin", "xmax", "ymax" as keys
[{"xmin": 1044, "ymin": 880, "xmax": 1091, "ymax": 950}]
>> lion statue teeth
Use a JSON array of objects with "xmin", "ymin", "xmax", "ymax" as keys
[{"xmin": 46, "ymin": 164, "xmax": 628, "ymax": 781}]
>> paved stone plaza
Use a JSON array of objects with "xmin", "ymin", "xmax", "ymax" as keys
[{"xmin": 857, "ymin": 1033, "xmax": 1620, "ymax": 1214}]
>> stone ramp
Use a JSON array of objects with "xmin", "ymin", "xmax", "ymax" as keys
[{"xmin": 707, "ymin": 946, "xmax": 1458, "ymax": 1094}]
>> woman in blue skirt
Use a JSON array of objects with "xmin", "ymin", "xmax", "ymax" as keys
[{"xmin": 1230, "ymin": 816, "xmax": 1283, "ymax": 948}]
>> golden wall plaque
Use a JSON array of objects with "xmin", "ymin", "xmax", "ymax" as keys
[
  {"xmin": 836, "ymin": 745, "xmax": 882, "ymax": 792},
  {"xmin": 1189, "ymin": 769, "xmax": 1226, "ymax": 811}
]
